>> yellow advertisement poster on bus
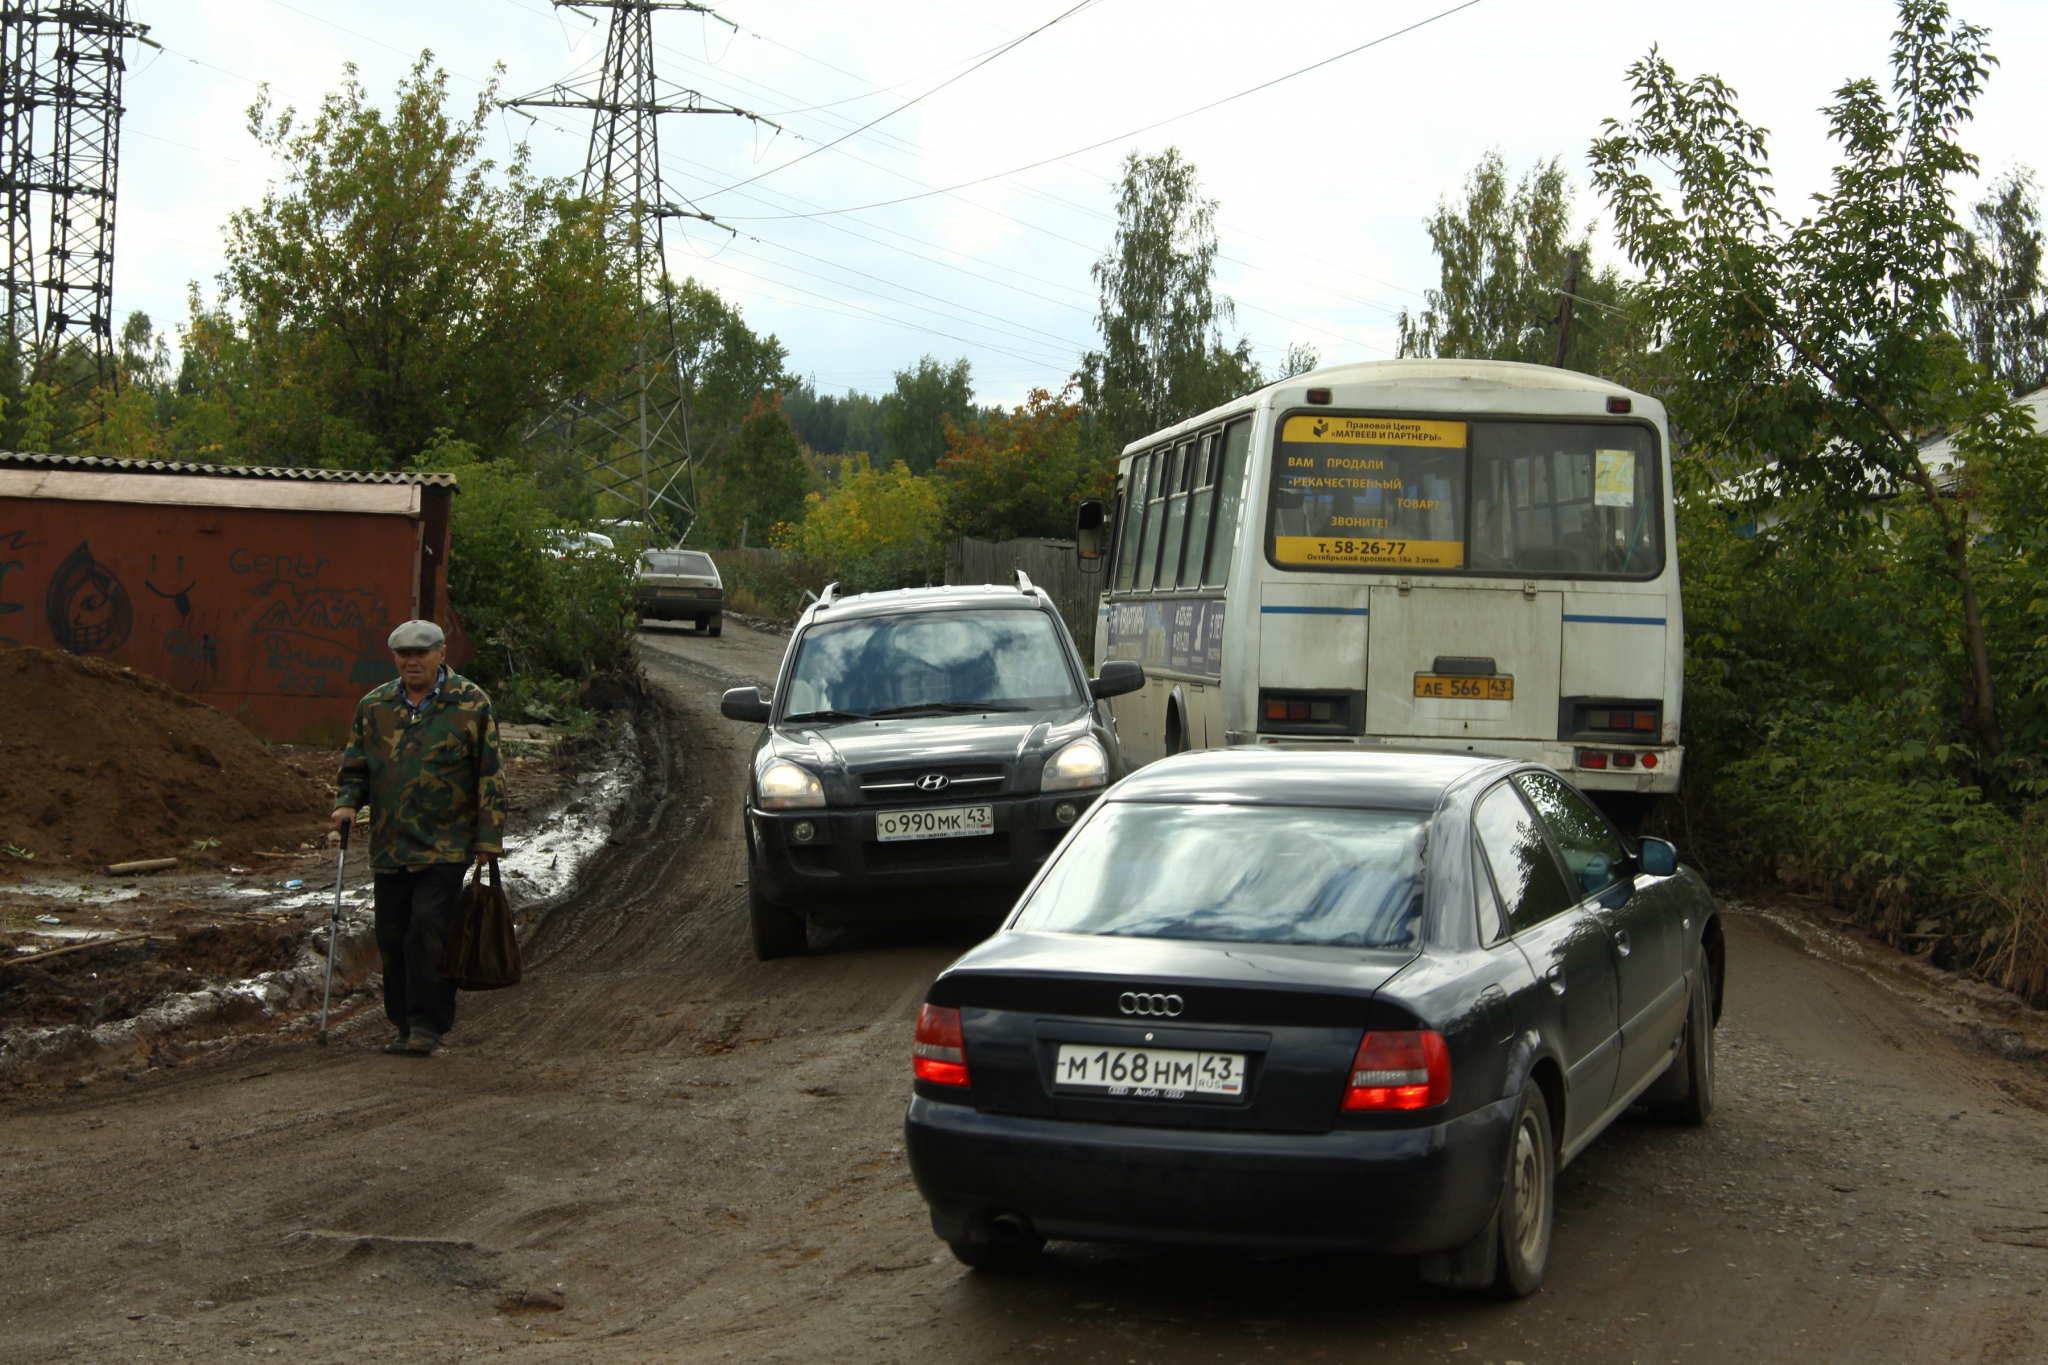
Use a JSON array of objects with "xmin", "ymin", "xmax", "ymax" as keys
[{"xmin": 1270, "ymin": 417, "xmax": 1468, "ymax": 568}]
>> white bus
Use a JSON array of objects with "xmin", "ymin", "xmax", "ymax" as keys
[{"xmin": 1085, "ymin": 359, "xmax": 1683, "ymax": 800}]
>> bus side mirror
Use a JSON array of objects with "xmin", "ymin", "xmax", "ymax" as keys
[
  {"xmin": 1075, "ymin": 499, "xmax": 1106, "ymax": 572},
  {"xmin": 1090, "ymin": 660, "xmax": 1145, "ymax": 699},
  {"xmin": 720, "ymin": 686, "xmax": 772, "ymax": 723},
  {"xmin": 1637, "ymin": 836, "xmax": 1678, "ymax": 877}
]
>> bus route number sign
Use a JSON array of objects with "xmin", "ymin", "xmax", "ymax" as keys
[{"xmin": 1413, "ymin": 673, "xmax": 1514, "ymax": 701}]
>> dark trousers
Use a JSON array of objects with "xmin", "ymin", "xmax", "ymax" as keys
[{"xmin": 373, "ymin": 863, "xmax": 466, "ymax": 1038}]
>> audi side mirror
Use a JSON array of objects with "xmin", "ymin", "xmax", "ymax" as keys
[
  {"xmin": 1638, "ymin": 836, "xmax": 1678, "ymax": 877},
  {"xmin": 1090, "ymin": 660, "xmax": 1145, "ymax": 699},
  {"xmin": 1075, "ymin": 499, "xmax": 1106, "ymax": 572},
  {"xmin": 720, "ymin": 686, "xmax": 772, "ymax": 723}
]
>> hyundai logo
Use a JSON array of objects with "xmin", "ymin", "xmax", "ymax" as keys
[
  {"xmin": 916, "ymin": 773, "xmax": 951, "ymax": 793},
  {"xmin": 1118, "ymin": 992, "xmax": 1183, "ymax": 1018}
]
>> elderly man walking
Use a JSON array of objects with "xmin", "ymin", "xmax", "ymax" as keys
[{"xmin": 332, "ymin": 620, "xmax": 505, "ymax": 1056}]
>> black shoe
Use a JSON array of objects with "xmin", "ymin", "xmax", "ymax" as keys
[
  {"xmin": 406, "ymin": 1028, "xmax": 443, "ymax": 1056},
  {"xmin": 383, "ymin": 1032, "xmax": 411, "ymax": 1055}
]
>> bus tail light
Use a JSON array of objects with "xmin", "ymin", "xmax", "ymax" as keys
[
  {"xmin": 1342, "ymin": 1031, "xmax": 1451, "ymax": 1110},
  {"xmin": 1612, "ymin": 752, "xmax": 1637, "ymax": 769},
  {"xmin": 1640, "ymin": 753, "xmax": 1659, "ymax": 769},
  {"xmin": 913, "ymin": 1005, "xmax": 970, "ymax": 1087},
  {"xmin": 1606, "ymin": 397, "xmax": 1632, "ymax": 413},
  {"xmin": 1577, "ymin": 749, "xmax": 1608, "ymax": 769}
]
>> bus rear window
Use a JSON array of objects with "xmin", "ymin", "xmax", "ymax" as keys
[
  {"xmin": 1266, "ymin": 416, "xmax": 1662, "ymax": 579},
  {"xmin": 1268, "ymin": 416, "xmax": 1466, "ymax": 569}
]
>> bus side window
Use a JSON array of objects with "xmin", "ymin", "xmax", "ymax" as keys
[
  {"xmin": 1137, "ymin": 445, "xmax": 1171, "ymax": 590},
  {"xmin": 1158, "ymin": 438, "xmax": 1195, "ymax": 589},
  {"xmin": 1180, "ymin": 430, "xmax": 1218, "ymax": 587},
  {"xmin": 1202, "ymin": 418, "xmax": 1253, "ymax": 587},
  {"xmin": 1113, "ymin": 454, "xmax": 1149, "ymax": 591}
]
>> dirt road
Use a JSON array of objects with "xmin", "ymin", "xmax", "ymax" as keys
[{"xmin": 4, "ymin": 619, "xmax": 2045, "ymax": 1364}]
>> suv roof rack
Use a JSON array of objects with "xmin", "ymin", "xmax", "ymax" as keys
[{"xmin": 1014, "ymin": 568, "xmax": 1033, "ymax": 594}]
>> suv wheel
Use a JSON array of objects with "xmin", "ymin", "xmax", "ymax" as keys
[{"xmin": 749, "ymin": 879, "xmax": 807, "ymax": 960}]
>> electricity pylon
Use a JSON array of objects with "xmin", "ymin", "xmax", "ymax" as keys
[
  {"xmin": 507, "ymin": 1, "xmax": 774, "ymax": 536},
  {"xmin": 0, "ymin": 1, "xmax": 154, "ymax": 391}
]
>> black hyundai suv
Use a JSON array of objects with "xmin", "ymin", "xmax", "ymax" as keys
[{"xmin": 720, "ymin": 578, "xmax": 1144, "ymax": 959}]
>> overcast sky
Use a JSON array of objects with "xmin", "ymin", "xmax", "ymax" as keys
[{"xmin": 114, "ymin": 0, "xmax": 2047, "ymax": 406}]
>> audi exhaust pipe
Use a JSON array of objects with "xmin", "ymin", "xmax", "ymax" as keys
[{"xmin": 986, "ymin": 1212, "xmax": 1035, "ymax": 1245}]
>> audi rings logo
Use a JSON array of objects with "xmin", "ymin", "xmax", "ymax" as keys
[
  {"xmin": 916, "ymin": 773, "xmax": 951, "ymax": 793},
  {"xmin": 1118, "ymin": 992, "xmax": 1184, "ymax": 1018}
]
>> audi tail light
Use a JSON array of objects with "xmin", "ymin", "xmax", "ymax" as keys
[
  {"xmin": 913, "ymin": 1004, "xmax": 969, "ymax": 1087},
  {"xmin": 1341, "ymin": 1030, "xmax": 1450, "ymax": 1111}
]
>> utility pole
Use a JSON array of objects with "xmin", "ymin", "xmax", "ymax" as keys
[
  {"xmin": 0, "ymin": 1, "xmax": 154, "ymax": 403},
  {"xmin": 1550, "ymin": 249, "xmax": 1582, "ymax": 369},
  {"xmin": 506, "ymin": 1, "xmax": 775, "ymax": 539}
]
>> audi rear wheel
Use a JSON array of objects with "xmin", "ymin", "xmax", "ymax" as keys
[{"xmin": 1492, "ymin": 1081, "xmax": 1554, "ymax": 1298}]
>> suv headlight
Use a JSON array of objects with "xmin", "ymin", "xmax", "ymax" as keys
[
  {"xmin": 1042, "ymin": 737, "xmax": 1109, "ymax": 792},
  {"xmin": 759, "ymin": 760, "xmax": 825, "ymax": 809}
]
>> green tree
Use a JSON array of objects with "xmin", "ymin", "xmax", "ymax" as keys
[
  {"xmin": 1397, "ymin": 151, "xmax": 1642, "ymax": 376},
  {"xmin": 937, "ymin": 385, "xmax": 1107, "ymax": 542},
  {"xmin": 666, "ymin": 277, "xmax": 792, "ymax": 473},
  {"xmin": 876, "ymin": 355, "xmax": 974, "ymax": 474},
  {"xmin": 180, "ymin": 55, "xmax": 630, "ymax": 470},
  {"xmin": 1588, "ymin": 0, "xmax": 2039, "ymax": 757},
  {"xmin": 1079, "ymin": 148, "xmax": 1261, "ymax": 453},
  {"xmin": 698, "ymin": 395, "xmax": 810, "ymax": 547},
  {"xmin": 782, "ymin": 377, "xmax": 879, "ymax": 456},
  {"xmin": 1952, "ymin": 168, "xmax": 2048, "ymax": 397}
]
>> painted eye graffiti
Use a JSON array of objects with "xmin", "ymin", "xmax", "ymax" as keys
[{"xmin": 46, "ymin": 541, "xmax": 134, "ymax": 655}]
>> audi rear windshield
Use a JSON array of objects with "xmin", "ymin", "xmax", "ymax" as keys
[
  {"xmin": 1267, "ymin": 415, "xmax": 1663, "ymax": 578},
  {"xmin": 1012, "ymin": 803, "xmax": 1427, "ymax": 949}
]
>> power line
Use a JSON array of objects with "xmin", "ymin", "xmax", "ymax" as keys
[{"xmin": 705, "ymin": 0, "xmax": 1487, "ymax": 219}]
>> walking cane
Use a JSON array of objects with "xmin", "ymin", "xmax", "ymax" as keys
[{"xmin": 318, "ymin": 815, "xmax": 353, "ymax": 1046}]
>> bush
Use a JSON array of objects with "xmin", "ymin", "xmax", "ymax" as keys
[{"xmin": 438, "ymin": 448, "xmax": 638, "ymax": 720}]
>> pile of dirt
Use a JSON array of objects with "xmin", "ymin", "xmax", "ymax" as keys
[{"xmin": 0, "ymin": 648, "xmax": 329, "ymax": 866}]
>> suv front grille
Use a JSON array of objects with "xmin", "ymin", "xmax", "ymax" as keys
[{"xmin": 859, "ymin": 764, "xmax": 1007, "ymax": 802}]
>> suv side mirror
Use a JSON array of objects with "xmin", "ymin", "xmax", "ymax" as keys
[
  {"xmin": 1075, "ymin": 499, "xmax": 1106, "ymax": 571},
  {"xmin": 1089, "ymin": 660, "xmax": 1145, "ymax": 699},
  {"xmin": 720, "ymin": 686, "xmax": 772, "ymax": 723},
  {"xmin": 1637, "ymin": 836, "xmax": 1678, "ymax": 877}
]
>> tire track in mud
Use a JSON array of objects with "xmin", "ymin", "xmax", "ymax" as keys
[{"xmin": 4, "ymin": 621, "xmax": 2046, "ymax": 1364}]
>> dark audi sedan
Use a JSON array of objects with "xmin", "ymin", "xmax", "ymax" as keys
[
  {"xmin": 720, "ymin": 580, "xmax": 1145, "ymax": 960},
  {"xmin": 904, "ymin": 749, "xmax": 1723, "ymax": 1295}
]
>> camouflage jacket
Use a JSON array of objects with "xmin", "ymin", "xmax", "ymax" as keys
[{"xmin": 334, "ymin": 671, "xmax": 506, "ymax": 871}]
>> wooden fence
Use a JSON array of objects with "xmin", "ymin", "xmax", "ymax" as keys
[{"xmin": 945, "ymin": 535, "xmax": 1101, "ymax": 658}]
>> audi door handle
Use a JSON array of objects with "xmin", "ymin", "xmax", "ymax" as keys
[
  {"xmin": 1615, "ymin": 929, "xmax": 1632, "ymax": 957},
  {"xmin": 1545, "ymin": 965, "xmax": 1566, "ymax": 995}
]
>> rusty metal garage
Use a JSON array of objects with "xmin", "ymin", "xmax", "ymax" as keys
[{"xmin": 0, "ymin": 452, "xmax": 459, "ymax": 743}]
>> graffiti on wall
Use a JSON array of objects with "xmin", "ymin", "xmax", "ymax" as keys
[
  {"xmin": 0, "ymin": 528, "xmax": 40, "ymax": 646},
  {"xmin": 248, "ymin": 579, "xmax": 393, "ymax": 696},
  {"xmin": 46, "ymin": 542, "xmax": 133, "ymax": 654}
]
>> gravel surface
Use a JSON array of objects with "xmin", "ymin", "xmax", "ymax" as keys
[{"xmin": 1, "ymin": 618, "xmax": 2043, "ymax": 1363}]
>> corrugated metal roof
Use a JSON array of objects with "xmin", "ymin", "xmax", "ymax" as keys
[{"xmin": 0, "ymin": 450, "xmax": 459, "ymax": 487}]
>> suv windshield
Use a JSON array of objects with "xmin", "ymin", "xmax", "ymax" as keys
[
  {"xmin": 1012, "ymin": 803, "xmax": 1428, "ymax": 949},
  {"xmin": 782, "ymin": 608, "xmax": 1081, "ymax": 719},
  {"xmin": 642, "ymin": 550, "xmax": 716, "ymax": 576}
]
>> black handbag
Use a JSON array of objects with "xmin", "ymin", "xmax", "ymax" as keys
[{"xmin": 442, "ymin": 860, "xmax": 524, "ymax": 990}]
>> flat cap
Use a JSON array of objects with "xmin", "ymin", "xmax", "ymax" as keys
[{"xmin": 388, "ymin": 619, "xmax": 446, "ymax": 650}]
